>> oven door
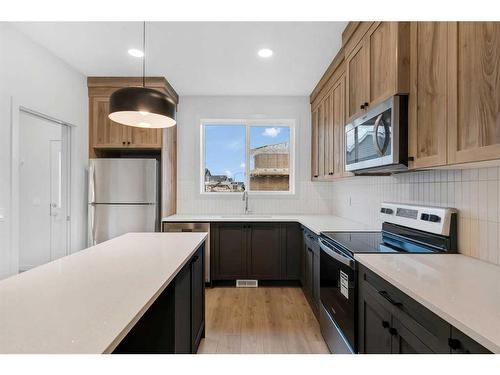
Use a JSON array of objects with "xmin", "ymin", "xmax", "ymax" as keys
[
  {"xmin": 319, "ymin": 238, "xmax": 356, "ymax": 353},
  {"xmin": 345, "ymin": 96, "xmax": 399, "ymax": 172}
]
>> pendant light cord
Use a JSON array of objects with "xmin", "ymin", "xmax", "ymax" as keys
[{"xmin": 142, "ymin": 21, "xmax": 146, "ymax": 87}]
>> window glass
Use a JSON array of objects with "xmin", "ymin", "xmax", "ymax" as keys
[
  {"xmin": 204, "ymin": 124, "xmax": 246, "ymax": 192},
  {"xmin": 249, "ymin": 126, "xmax": 290, "ymax": 191}
]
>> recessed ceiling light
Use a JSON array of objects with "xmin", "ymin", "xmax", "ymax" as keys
[
  {"xmin": 258, "ymin": 48, "xmax": 273, "ymax": 58},
  {"xmin": 128, "ymin": 48, "xmax": 144, "ymax": 58}
]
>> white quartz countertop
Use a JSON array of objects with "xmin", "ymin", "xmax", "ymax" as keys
[
  {"xmin": 0, "ymin": 232, "xmax": 207, "ymax": 354},
  {"xmin": 162, "ymin": 214, "xmax": 377, "ymax": 234},
  {"xmin": 355, "ymin": 253, "xmax": 500, "ymax": 353}
]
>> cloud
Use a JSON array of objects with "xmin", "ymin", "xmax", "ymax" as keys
[
  {"xmin": 226, "ymin": 140, "xmax": 243, "ymax": 151},
  {"xmin": 262, "ymin": 127, "xmax": 281, "ymax": 138},
  {"xmin": 224, "ymin": 170, "xmax": 232, "ymax": 177},
  {"xmin": 240, "ymin": 162, "xmax": 246, "ymax": 168}
]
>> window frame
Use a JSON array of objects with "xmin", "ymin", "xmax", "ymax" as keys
[{"xmin": 199, "ymin": 119, "xmax": 296, "ymax": 196}]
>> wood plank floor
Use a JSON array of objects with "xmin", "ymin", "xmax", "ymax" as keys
[{"xmin": 197, "ymin": 287, "xmax": 329, "ymax": 354}]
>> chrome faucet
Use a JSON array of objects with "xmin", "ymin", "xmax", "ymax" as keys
[{"xmin": 242, "ymin": 191, "xmax": 249, "ymax": 214}]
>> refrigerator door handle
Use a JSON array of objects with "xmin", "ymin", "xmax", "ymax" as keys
[
  {"xmin": 89, "ymin": 162, "xmax": 96, "ymax": 204},
  {"xmin": 88, "ymin": 203, "xmax": 96, "ymax": 246}
]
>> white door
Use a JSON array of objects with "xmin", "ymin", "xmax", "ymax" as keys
[{"xmin": 19, "ymin": 111, "xmax": 70, "ymax": 272}]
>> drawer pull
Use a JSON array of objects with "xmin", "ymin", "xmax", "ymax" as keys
[
  {"xmin": 379, "ymin": 290, "xmax": 403, "ymax": 308},
  {"xmin": 448, "ymin": 338, "xmax": 461, "ymax": 350},
  {"xmin": 382, "ymin": 320, "xmax": 390, "ymax": 329},
  {"xmin": 389, "ymin": 327, "xmax": 398, "ymax": 336}
]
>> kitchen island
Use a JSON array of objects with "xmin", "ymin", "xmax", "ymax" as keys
[{"xmin": 0, "ymin": 232, "xmax": 206, "ymax": 354}]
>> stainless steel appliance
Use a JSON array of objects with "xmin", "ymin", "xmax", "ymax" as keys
[
  {"xmin": 345, "ymin": 95, "xmax": 408, "ymax": 174},
  {"xmin": 319, "ymin": 203, "xmax": 458, "ymax": 354},
  {"xmin": 88, "ymin": 158, "xmax": 159, "ymax": 246},
  {"xmin": 163, "ymin": 222, "xmax": 211, "ymax": 283}
]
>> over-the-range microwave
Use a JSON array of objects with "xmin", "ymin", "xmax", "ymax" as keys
[{"xmin": 345, "ymin": 95, "xmax": 408, "ymax": 174}]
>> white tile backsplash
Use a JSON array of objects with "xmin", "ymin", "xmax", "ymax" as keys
[{"xmin": 329, "ymin": 168, "xmax": 500, "ymax": 265}]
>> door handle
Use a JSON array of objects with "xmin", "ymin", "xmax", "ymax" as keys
[
  {"xmin": 378, "ymin": 290, "xmax": 403, "ymax": 308},
  {"xmin": 373, "ymin": 114, "xmax": 390, "ymax": 156}
]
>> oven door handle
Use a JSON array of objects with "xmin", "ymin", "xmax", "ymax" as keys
[{"xmin": 319, "ymin": 238, "xmax": 355, "ymax": 269}]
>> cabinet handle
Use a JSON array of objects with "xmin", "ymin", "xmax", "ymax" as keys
[
  {"xmin": 127, "ymin": 141, "xmax": 131, "ymax": 145},
  {"xmin": 191, "ymin": 255, "xmax": 199, "ymax": 263},
  {"xmin": 389, "ymin": 327, "xmax": 398, "ymax": 336},
  {"xmin": 379, "ymin": 290, "xmax": 403, "ymax": 308},
  {"xmin": 313, "ymin": 175, "xmax": 318, "ymax": 178},
  {"xmin": 381, "ymin": 321, "xmax": 390, "ymax": 329},
  {"xmin": 448, "ymin": 338, "xmax": 461, "ymax": 350},
  {"xmin": 360, "ymin": 104, "xmax": 365, "ymax": 110},
  {"xmin": 363, "ymin": 102, "xmax": 369, "ymax": 108},
  {"xmin": 122, "ymin": 141, "xmax": 126, "ymax": 145}
]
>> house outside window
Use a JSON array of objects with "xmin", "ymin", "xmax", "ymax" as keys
[{"xmin": 200, "ymin": 120, "xmax": 295, "ymax": 194}]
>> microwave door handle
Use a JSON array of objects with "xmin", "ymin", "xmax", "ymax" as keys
[{"xmin": 373, "ymin": 114, "xmax": 384, "ymax": 156}]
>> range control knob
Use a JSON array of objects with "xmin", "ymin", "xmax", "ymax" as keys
[
  {"xmin": 429, "ymin": 214, "xmax": 441, "ymax": 223},
  {"xmin": 420, "ymin": 213, "xmax": 430, "ymax": 221},
  {"xmin": 385, "ymin": 208, "xmax": 394, "ymax": 215}
]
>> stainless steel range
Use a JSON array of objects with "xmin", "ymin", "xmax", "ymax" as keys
[{"xmin": 318, "ymin": 203, "xmax": 458, "ymax": 354}]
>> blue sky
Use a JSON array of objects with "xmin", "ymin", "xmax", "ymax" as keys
[{"xmin": 205, "ymin": 124, "xmax": 290, "ymax": 183}]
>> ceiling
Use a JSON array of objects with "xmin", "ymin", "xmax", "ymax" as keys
[{"xmin": 12, "ymin": 22, "xmax": 346, "ymax": 96}]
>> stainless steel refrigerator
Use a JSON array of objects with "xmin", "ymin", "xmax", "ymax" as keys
[{"xmin": 88, "ymin": 158, "xmax": 159, "ymax": 246}]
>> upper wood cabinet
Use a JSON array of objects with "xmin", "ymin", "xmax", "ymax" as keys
[
  {"xmin": 409, "ymin": 22, "xmax": 500, "ymax": 168},
  {"xmin": 311, "ymin": 69, "xmax": 346, "ymax": 181},
  {"xmin": 408, "ymin": 22, "xmax": 449, "ymax": 169},
  {"xmin": 345, "ymin": 22, "xmax": 410, "ymax": 121},
  {"xmin": 88, "ymin": 77, "xmax": 178, "ymax": 157},
  {"xmin": 448, "ymin": 22, "xmax": 500, "ymax": 164}
]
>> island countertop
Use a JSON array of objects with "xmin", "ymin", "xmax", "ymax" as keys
[
  {"xmin": 355, "ymin": 253, "xmax": 500, "ymax": 353},
  {"xmin": 0, "ymin": 232, "xmax": 207, "ymax": 354}
]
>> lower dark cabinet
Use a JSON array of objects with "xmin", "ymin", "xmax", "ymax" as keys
[
  {"xmin": 191, "ymin": 246, "xmax": 205, "ymax": 351},
  {"xmin": 358, "ymin": 286, "xmax": 392, "ymax": 354},
  {"xmin": 358, "ymin": 264, "xmax": 491, "ymax": 354},
  {"xmin": 449, "ymin": 327, "xmax": 492, "ymax": 354},
  {"xmin": 248, "ymin": 223, "xmax": 282, "ymax": 279},
  {"xmin": 113, "ymin": 243, "xmax": 205, "ymax": 354},
  {"xmin": 302, "ymin": 227, "xmax": 320, "ymax": 318},
  {"xmin": 211, "ymin": 222, "xmax": 303, "ymax": 281}
]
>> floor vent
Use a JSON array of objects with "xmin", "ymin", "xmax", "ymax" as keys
[{"xmin": 236, "ymin": 279, "xmax": 258, "ymax": 288}]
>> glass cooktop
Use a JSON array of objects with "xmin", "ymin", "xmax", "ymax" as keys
[{"xmin": 321, "ymin": 231, "xmax": 398, "ymax": 254}]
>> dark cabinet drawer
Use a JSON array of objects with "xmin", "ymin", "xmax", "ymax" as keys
[{"xmin": 358, "ymin": 264, "xmax": 492, "ymax": 354}]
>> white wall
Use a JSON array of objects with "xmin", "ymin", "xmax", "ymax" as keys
[
  {"xmin": 176, "ymin": 96, "xmax": 333, "ymax": 215},
  {"xmin": 329, "ymin": 168, "xmax": 500, "ymax": 266},
  {"xmin": 0, "ymin": 23, "xmax": 88, "ymax": 279}
]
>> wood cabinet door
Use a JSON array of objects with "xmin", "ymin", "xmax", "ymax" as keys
[
  {"xmin": 91, "ymin": 96, "xmax": 129, "ymax": 148},
  {"xmin": 448, "ymin": 22, "xmax": 500, "ymax": 164},
  {"xmin": 358, "ymin": 286, "xmax": 393, "ymax": 354},
  {"xmin": 332, "ymin": 76, "xmax": 345, "ymax": 177},
  {"xmin": 317, "ymin": 100, "xmax": 327, "ymax": 178},
  {"xmin": 325, "ymin": 92, "xmax": 334, "ymax": 178},
  {"xmin": 129, "ymin": 127, "xmax": 162, "ymax": 149},
  {"xmin": 367, "ymin": 22, "xmax": 398, "ymax": 106},
  {"xmin": 248, "ymin": 223, "xmax": 282, "ymax": 279},
  {"xmin": 409, "ymin": 22, "xmax": 449, "ymax": 168},
  {"xmin": 212, "ymin": 223, "xmax": 247, "ymax": 279},
  {"xmin": 346, "ymin": 39, "xmax": 369, "ymax": 120},
  {"xmin": 311, "ymin": 107, "xmax": 319, "ymax": 179}
]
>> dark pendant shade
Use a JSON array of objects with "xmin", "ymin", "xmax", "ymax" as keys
[{"xmin": 108, "ymin": 87, "xmax": 176, "ymax": 128}]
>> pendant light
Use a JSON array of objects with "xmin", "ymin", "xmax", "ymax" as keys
[{"xmin": 108, "ymin": 22, "xmax": 176, "ymax": 128}]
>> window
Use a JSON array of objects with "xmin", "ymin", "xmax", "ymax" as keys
[{"xmin": 201, "ymin": 120, "xmax": 294, "ymax": 194}]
